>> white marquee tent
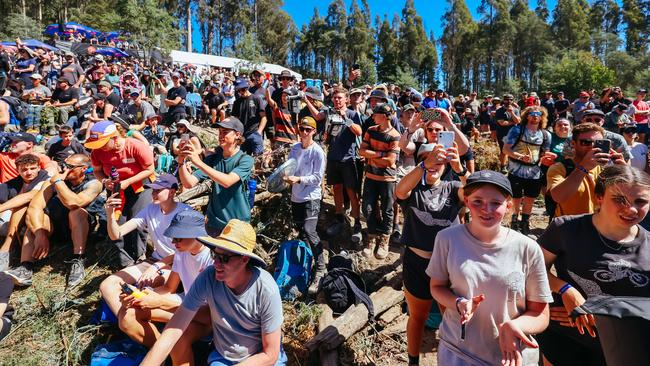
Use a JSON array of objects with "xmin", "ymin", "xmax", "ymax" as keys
[{"xmin": 169, "ymin": 50, "xmax": 302, "ymax": 79}]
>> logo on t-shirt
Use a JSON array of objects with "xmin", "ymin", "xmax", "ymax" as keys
[{"xmin": 592, "ymin": 259, "xmax": 649, "ymax": 288}]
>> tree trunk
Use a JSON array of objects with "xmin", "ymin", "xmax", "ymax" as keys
[{"xmin": 187, "ymin": 4, "xmax": 193, "ymax": 52}]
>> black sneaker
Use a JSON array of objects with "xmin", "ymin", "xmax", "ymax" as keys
[
  {"xmin": 4, "ymin": 265, "xmax": 33, "ymax": 286},
  {"xmin": 66, "ymin": 258, "xmax": 85, "ymax": 288},
  {"xmin": 391, "ymin": 224, "xmax": 402, "ymax": 244}
]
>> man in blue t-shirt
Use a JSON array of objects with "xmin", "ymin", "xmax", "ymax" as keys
[{"xmin": 140, "ymin": 219, "xmax": 286, "ymax": 366}]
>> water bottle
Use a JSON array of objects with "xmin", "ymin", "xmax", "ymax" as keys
[
  {"xmin": 109, "ymin": 167, "xmax": 125, "ymax": 220},
  {"xmin": 248, "ymin": 179, "xmax": 257, "ymax": 209}
]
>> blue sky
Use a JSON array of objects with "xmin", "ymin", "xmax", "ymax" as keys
[
  {"xmin": 191, "ymin": 1, "xmax": 559, "ymax": 53},
  {"xmin": 282, "ymin": 0, "xmax": 558, "ymax": 39}
]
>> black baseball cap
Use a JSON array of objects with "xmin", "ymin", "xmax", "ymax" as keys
[
  {"xmin": 8, "ymin": 132, "xmax": 37, "ymax": 144},
  {"xmin": 464, "ymin": 170, "xmax": 513, "ymax": 196},
  {"xmin": 372, "ymin": 103, "xmax": 393, "ymax": 116},
  {"xmin": 216, "ymin": 116, "xmax": 244, "ymax": 134}
]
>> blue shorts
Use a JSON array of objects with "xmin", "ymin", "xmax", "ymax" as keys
[
  {"xmin": 242, "ymin": 131, "xmax": 264, "ymax": 156},
  {"xmin": 207, "ymin": 346, "xmax": 287, "ymax": 366}
]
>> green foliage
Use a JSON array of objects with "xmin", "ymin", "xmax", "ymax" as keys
[
  {"xmin": 539, "ymin": 51, "xmax": 616, "ymax": 98},
  {"xmin": 228, "ymin": 31, "xmax": 265, "ymax": 64},
  {"xmin": 551, "ymin": 0, "xmax": 591, "ymax": 51},
  {"xmin": 0, "ymin": 13, "xmax": 42, "ymax": 41}
]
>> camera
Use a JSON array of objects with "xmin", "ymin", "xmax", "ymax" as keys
[{"xmin": 286, "ymin": 91, "xmax": 304, "ymax": 101}]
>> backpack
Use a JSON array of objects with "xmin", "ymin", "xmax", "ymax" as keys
[
  {"xmin": 1, "ymin": 96, "xmax": 28, "ymax": 122},
  {"xmin": 319, "ymin": 252, "xmax": 374, "ymax": 318},
  {"xmin": 155, "ymin": 153, "xmax": 176, "ymax": 174},
  {"xmin": 90, "ymin": 338, "xmax": 147, "ymax": 366},
  {"xmin": 273, "ymin": 240, "xmax": 313, "ymax": 300},
  {"xmin": 511, "ymin": 125, "xmax": 550, "ymax": 165}
]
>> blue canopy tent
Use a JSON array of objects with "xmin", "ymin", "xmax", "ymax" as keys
[
  {"xmin": 44, "ymin": 22, "xmax": 99, "ymax": 37},
  {"xmin": 95, "ymin": 47, "xmax": 130, "ymax": 58},
  {"xmin": 0, "ymin": 40, "xmax": 59, "ymax": 53}
]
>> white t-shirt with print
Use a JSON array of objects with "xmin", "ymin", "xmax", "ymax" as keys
[
  {"xmin": 426, "ymin": 225, "xmax": 553, "ymax": 366},
  {"xmin": 132, "ymin": 202, "xmax": 192, "ymax": 260}
]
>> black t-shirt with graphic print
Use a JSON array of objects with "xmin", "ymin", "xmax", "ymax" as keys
[
  {"xmin": 538, "ymin": 214, "xmax": 650, "ymax": 305},
  {"xmin": 397, "ymin": 180, "xmax": 463, "ymax": 252}
]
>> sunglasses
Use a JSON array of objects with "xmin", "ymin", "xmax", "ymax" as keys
[
  {"xmin": 64, "ymin": 162, "xmax": 85, "ymax": 169},
  {"xmin": 171, "ymin": 237, "xmax": 183, "ymax": 243},
  {"xmin": 529, "ymin": 111, "xmax": 542, "ymax": 117},
  {"xmin": 279, "ymin": 77, "xmax": 292, "ymax": 81},
  {"xmin": 577, "ymin": 139, "xmax": 595, "ymax": 146},
  {"xmin": 583, "ymin": 117, "xmax": 603, "ymax": 123},
  {"xmin": 623, "ymin": 128, "xmax": 637, "ymax": 134},
  {"xmin": 299, "ymin": 127, "xmax": 314, "ymax": 133},
  {"xmin": 210, "ymin": 250, "xmax": 241, "ymax": 263}
]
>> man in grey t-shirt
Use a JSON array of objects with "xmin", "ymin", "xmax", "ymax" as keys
[{"xmin": 141, "ymin": 219, "xmax": 286, "ymax": 366}]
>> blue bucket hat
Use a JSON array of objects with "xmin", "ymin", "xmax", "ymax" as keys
[{"xmin": 164, "ymin": 209, "xmax": 208, "ymax": 239}]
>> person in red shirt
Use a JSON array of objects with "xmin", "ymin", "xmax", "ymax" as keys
[
  {"xmin": 0, "ymin": 133, "xmax": 57, "ymax": 183},
  {"xmin": 85, "ymin": 120, "xmax": 155, "ymax": 267},
  {"xmin": 633, "ymin": 89, "xmax": 649, "ymax": 143}
]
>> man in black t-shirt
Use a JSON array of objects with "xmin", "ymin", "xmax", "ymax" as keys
[
  {"xmin": 554, "ymin": 91, "xmax": 570, "ymax": 119},
  {"xmin": 46, "ymin": 126, "xmax": 87, "ymax": 165},
  {"xmin": 163, "ymin": 72, "xmax": 187, "ymax": 126},
  {"xmin": 97, "ymin": 81, "xmax": 119, "ymax": 116},
  {"xmin": 494, "ymin": 94, "xmax": 520, "ymax": 172},
  {"xmin": 44, "ymin": 78, "xmax": 79, "ymax": 134},
  {"xmin": 541, "ymin": 91, "xmax": 556, "ymax": 123},
  {"xmin": 271, "ymin": 70, "xmax": 300, "ymax": 116},
  {"xmin": 204, "ymin": 84, "xmax": 227, "ymax": 125},
  {"xmin": 232, "ymin": 79, "xmax": 266, "ymax": 155}
]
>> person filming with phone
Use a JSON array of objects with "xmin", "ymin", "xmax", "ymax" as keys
[{"xmin": 547, "ymin": 123, "xmax": 627, "ymax": 217}]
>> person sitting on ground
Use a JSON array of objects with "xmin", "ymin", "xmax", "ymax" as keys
[
  {"xmin": 85, "ymin": 120, "xmax": 156, "ymax": 267},
  {"xmin": 140, "ymin": 219, "xmax": 286, "ymax": 366},
  {"xmin": 429, "ymin": 170, "xmax": 552, "ymax": 366},
  {"xmin": 0, "ymin": 154, "xmax": 50, "ymax": 271},
  {"xmin": 21, "ymin": 73, "xmax": 51, "ymax": 133},
  {"xmin": 167, "ymin": 119, "xmax": 202, "ymax": 158},
  {"xmin": 537, "ymin": 164, "xmax": 650, "ymax": 366},
  {"xmin": 46, "ymin": 125, "xmax": 86, "ymax": 166},
  {"xmin": 140, "ymin": 113, "xmax": 168, "ymax": 153},
  {"xmin": 43, "ymin": 78, "xmax": 79, "ymax": 135},
  {"xmin": 0, "ymin": 132, "xmax": 57, "ymax": 183},
  {"xmin": 99, "ymin": 174, "xmax": 191, "ymax": 320},
  {"xmin": 395, "ymin": 142, "xmax": 468, "ymax": 366},
  {"xmin": 125, "ymin": 88, "xmax": 156, "ymax": 125},
  {"xmin": 283, "ymin": 116, "xmax": 326, "ymax": 294},
  {"xmin": 547, "ymin": 123, "xmax": 627, "ymax": 217},
  {"xmin": 3, "ymin": 154, "xmax": 104, "ymax": 287},
  {"xmin": 118, "ymin": 209, "xmax": 213, "ymax": 366},
  {"xmin": 178, "ymin": 117, "xmax": 254, "ymax": 236}
]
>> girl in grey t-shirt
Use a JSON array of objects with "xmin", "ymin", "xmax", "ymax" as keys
[{"xmin": 428, "ymin": 171, "xmax": 553, "ymax": 366}]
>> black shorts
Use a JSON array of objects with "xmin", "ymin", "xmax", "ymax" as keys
[
  {"xmin": 537, "ymin": 321, "xmax": 606, "ymax": 365},
  {"xmin": 45, "ymin": 198, "xmax": 97, "ymax": 242},
  {"xmin": 326, "ymin": 159, "xmax": 361, "ymax": 190},
  {"xmin": 507, "ymin": 174, "xmax": 543, "ymax": 199},
  {"xmin": 403, "ymin": 248, "xmax": 432, "ymax": 300}
]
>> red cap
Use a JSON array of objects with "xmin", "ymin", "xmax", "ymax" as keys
[{"xmin": 579, "ymin": 91, "xmax": 590, "ymax": 97}]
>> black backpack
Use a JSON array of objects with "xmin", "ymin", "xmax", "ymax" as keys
[
  {"xmin": 319, "ymin": 253, "xmax": 374, "ymax": 318},
  {"xmin": 1, "ymin": 96, "xmax": 28, "ymax": 122}
]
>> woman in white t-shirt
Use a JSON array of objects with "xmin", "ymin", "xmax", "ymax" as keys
[
  {"xmin": 621, "ymin": 124, "xmax": 648, "ymax": 171},
  {"xmin": 428, "ymin": 170, "xmax": 553, "ymax": 366},
  {"xmin": 119, "ymin": 209, "xmax": 213, "ymax": 365}
]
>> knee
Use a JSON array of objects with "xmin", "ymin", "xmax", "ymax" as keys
[
  {"xmin": 118, "ymin": 308, "xmax": 138, "ymax": 334},
  {"xmin": 99, "ymin": 275, "xmax": 121, "ymax": 299},
  {"xmin": 68, "ymin": 209, "xmax": 88, "ymax": 223}
]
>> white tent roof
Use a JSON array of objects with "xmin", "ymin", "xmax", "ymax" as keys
[{"xmin": 169, "ymin": 50, "xmax": 302, "ymax": 79}]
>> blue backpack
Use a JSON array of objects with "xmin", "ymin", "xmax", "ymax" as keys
[
  {"xmin": 90, "ymin": 338, "xmax": 147, "ymax": 366},
  {"xmin": 273, "ymin": 240, "xmax": 313, "ymax": 300}
]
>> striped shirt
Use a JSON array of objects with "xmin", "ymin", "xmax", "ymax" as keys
[
  {"xmin": 362, "ymin": 125, "xmax": 400, "ymax": 182},
  {"xmin": 272, "ymin": 106, "xmax": 298, "ymax": 144}
]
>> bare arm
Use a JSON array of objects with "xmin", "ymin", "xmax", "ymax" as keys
[
  {"xmin": 237, "ymin": 328, "xmax": 282, "ymax": 366},
  {"xmin": 140, "ymin": 305, "xmax": 197, "ymax": 366},
  {"xmin": 0, "ymin": 190, "xmax": 39, "ymax": 212},
  {"xmin": 53, "ymin": 178, "xmax": 102, "ymax": 210}
]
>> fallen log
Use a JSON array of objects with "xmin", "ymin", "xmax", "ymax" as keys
[
  {"xmin": 176, "ymin": 179, "xmax": 212, "ymax": 202},
  {"xmin": 305, "ymin": 283, "xmax": 404, "ymax": 352},
  {"xmin": 378, "ymin": 304, "xmax": 403, "ymax": 325},
  {"xmin": 317, "ymin": 304, "xmax": 338, "ymax": 366}
]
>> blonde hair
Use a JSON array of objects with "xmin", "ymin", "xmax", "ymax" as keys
[{"xmin": 521, "ymin": 106, "xmax": 548, "ymax": 129}]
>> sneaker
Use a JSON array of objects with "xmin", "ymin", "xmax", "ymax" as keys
[
  {"xmin": 351, "ymin": 222, "xmax": 362, "ymax": 244},
  {"xmin": 326, "ymin": 220, "xmax": 346, "ymax": 238},
  {"xmin": 4, "ymin": 265, "xmax": 33, "ymax": 286},
  {"xmin": 362, "ymin": 234, "xmax": 376, "ymax": 258},
  {"xmin": 0, "ymin": 252, "xmax": 9, "ymax": 272},
  {"xmin": 66, "ymin": 258, "xmax": 85, "ymax": 288},
  {"xmin": 308, "ymin": 268, "xmax": 326, "ymax": 295},
  {"xmin": 375, "ymin": 234, "xmax": 390, "ymax": 260}
]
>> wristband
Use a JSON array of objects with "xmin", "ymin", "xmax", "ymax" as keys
[
  {"xmin": 576, "ymin": 165, "xmax": 589, "ymax": 174},
  {"xmin": 559, "ymin": 283, "xmax": 573, "ymax": 295},
  {"xmin": 152, "ymin": 263, "xmax": 164, "ymax": 276},
  {"xmin": 53, "ymin": 179, "xmax": 63, "ymax": 185},
  {"xmin": 455, "ymin": 297, "xmax": 466, "ymax": 315}
]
